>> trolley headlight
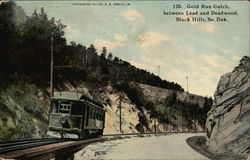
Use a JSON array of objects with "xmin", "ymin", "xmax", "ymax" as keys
[{"xmin": 60, "ymin": 116, "xmax": 67, "ymax": 124}]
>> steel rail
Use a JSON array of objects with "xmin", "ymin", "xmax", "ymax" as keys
[
  {"xmin": 0, "ymin": 138, "xmax": 61, "ymax": 147},
  {"xmin": 0, "ymin": 138, "xmax": 65, "ymax": 154},
  {"xmin": 103, "ymin": 131, "xmax": 206, "ymax": 137},
  {"xmin": 0, "ymin": 138, "xmax": 59, "ymax": 144},
  {"xmin": 0, "ymin": 132, "xmax": 206, "ymax": 159},
  {"xmin": 0, "ymin": 137, "xmax": 108, "ymax": 160}
]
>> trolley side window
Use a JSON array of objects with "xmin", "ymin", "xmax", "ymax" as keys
[
  {"xmin": 97, "ymin": 110, "xmax": 101, "ymax": 120},
  {"xmin": 101, "ymin": 111, "xmax": 104, "ymax": 120},
  {"xmin": 86, "ymin": 105, "xmax": 89, "ymax": 126},
  {"xmin": 89, "ymin": 107, "xmax": 92, "ymax": 119},
  {"xmin": 94, "ymin": 109, "xmax": 103, "ymax": 120},
  {"xmin": 71, "ymin": 102, "xmax": 83, "ymax": 115},
  {"xmin": 92, "ymin": 108, "xmax": 96, "ymax": 119},
  {"xmin": 95, "ymin": 109, "xmax": 97, "ymax": 119}
]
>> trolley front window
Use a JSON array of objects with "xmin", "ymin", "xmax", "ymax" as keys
[
  {"xmin": 51, "ymin": 101, "xmax": 59, "ymax": 113},
  {"xmin": 59, "ymin": 101, "xmax": 71, "ymax": 114}
]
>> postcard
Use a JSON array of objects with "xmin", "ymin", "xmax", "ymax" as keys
[{"xmin": 0, "ymin": 0, "xmax": 249, "ymax": 159}]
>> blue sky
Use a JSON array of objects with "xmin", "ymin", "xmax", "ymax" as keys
[{"xmin": 16, "ymin": 1, "xmax": 249, "ymax": 97}]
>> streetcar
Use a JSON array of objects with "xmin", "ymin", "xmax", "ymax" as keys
[{"xmin": 47, "ymin": 91, "xmax": 105, "ymax": 139}]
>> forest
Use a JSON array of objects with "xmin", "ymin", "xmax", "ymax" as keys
[{"xmin": 0, "ymin": 2, "xmax": 184, "ymax": 92}]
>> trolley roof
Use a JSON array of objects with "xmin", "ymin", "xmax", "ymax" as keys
[{"xmin": 52, "ymin": 91, "xmax": 104, "ymax": 108}]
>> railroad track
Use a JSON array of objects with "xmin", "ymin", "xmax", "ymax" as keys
[
  {"xmin": 0, "ymin": 137, "xmax": 108, "ymax": 160},
  {"xmin": 0, "ymin": 132, "xmax": 205, "ymax": 159},
  {"xmin": 0, "ymin": 138, "xmax": 66, "ymax": 154},
  {"xmin": 103, "ymin": 131, "xmax": 205, "ymax": 137}
]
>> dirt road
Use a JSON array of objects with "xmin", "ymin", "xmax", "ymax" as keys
[{"xmin": 74, "ymin": 133, "xmax": 209, "ymax": 160}]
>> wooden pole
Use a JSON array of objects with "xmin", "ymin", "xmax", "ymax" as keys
[
  {"xmin": 168, "ymin": 107, "xmax": 171, "ymax": 132},
  {"xmin": 186, "ymin": 76, "xmax": 189, "ymax": 93},
  {"xmin": 154, "ymin": 102, "xmax": 156, "ymax": 133},
  {"xmin": 194, "ymin": 107, "xmax": 197, "ymax": 132},
  {"xmin": 119, "ymin": 90, "xmax": 122, "ymax": 133},
  {"xmin": 50, "ymin": 33, "xmax": 54, "ymax": 99},
  {"xmin": 154, "ymin": 65, "xmax": 160, "ymax": 133},
  {"xmin": 181, "ymin": 106, "xmax": 183, "ymax": 132}
]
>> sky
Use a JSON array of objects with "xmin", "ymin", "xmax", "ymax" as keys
[{"xmin": 16, "ymin": 1, "xmax": 249, "ymax": 97}]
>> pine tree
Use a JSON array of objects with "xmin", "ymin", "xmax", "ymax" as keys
[{"xmin": 100, "ymin": 47, "xmax": 107, "ymax": 59}]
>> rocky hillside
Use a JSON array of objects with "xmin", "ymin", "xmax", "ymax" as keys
[
  {"xmin": 136, "ymin": 83, "xmax": 211, "ymax": 132},
  {"xmin": 0, "ymin": 74, "xmax": 211, "ymax": 140},
  {"xmin": 137, "ymin": 83, "xmax": 206, "ymax": 108},
  {"xmin": 100, "ymin": 85, "xmax": 161, "ymax": 134},
  {"xmin": 206, "ymin": 56, "xmax": 250, "ymax": 158},
  {"xmin": 102, "ymin": 83, "xmax": 211, "ymax": 134}
]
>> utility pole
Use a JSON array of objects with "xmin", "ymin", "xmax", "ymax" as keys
[
  {"xmin": 168, "ymin": 107, "xmax": 171, "ymax": 132},
  {"xmin": 181, "ymin": 105, "xmax": 183, "ymax": 132},
  {"xmin": 119, "ymin": 91, "xmax": 122, "ymax": 133},
  {"xmin": 118, "ymin": 80, "xmax": 123, "ymax": 134},
  {"xmin": 158, "ymin": 65, "xmax": 160, "ymax": 77},
  {"xmin": 83, "ymin": 51, "xmax": 88, "ymax": 68},
  {"xmin": 50, "ymin": 32, "xmax": 54, "ymax": 99},
  {"xmin": 186, "ymin": 76, "xmax": 189, "ymax": 93},
  {"xmin": 85, "ymin": 53, "xmax": 88, "ymax": 68},
  {"xmin": 153, "ymin": 66, "xmax": 160, "ymax": 133},
  {"xmin": 194, "ymin": 106, "xmax": 197, "ymax": 132}
]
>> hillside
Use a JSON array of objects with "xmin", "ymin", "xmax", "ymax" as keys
[
  {"xmin": 0, "ymin": 75, "xmax": 50, "ymax": 140},
  {"xmin": 0, "ymin": 74, "xmax": 212, "ymax": 140},
  {"xmin": 101, "ymin": 82, "xmax": 212, "ymax": 134},
  {"xmin": 136, "ymin": 83, "xmax": 211, "ymax": 132}
]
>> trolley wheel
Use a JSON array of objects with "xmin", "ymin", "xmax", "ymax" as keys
[
  {"xmin": 79, "ymin": 130, "xmax": 89, "ymax": 139},
  {"xmin": 97, "ymin": 129, "xmax": 103, "ymax": 137}
]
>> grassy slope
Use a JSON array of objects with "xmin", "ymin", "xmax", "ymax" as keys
[{"xmin": 0, "ymin": 76, "xmax": 49, "ymax": 140}]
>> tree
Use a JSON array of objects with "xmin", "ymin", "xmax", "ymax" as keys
[
  {"xmin": 16, "ymin": 7, "xmax": 66, "ymax": 74},
  {"xmin": 0, "ymin": 1, "xmax": 26, "ymax": 70},
  {"xmin": 107, "ymin": 52, "xmax": 113, "ymax": 61},
  {"xmin": 114, "ymin": 56, "xmax": 119, "ymax": 63},
  {"xmin": 100, "ymin": 47, "xmax": 107, "ymax": 59},
  {"xmin": 86, "ymin": 44, "xmax": 99, "ymax": 67}
]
